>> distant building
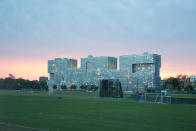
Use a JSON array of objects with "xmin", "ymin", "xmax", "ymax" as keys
[
  {"xmin": 190, "ymin": 76, "xmax": 196, "ymax": 82},
  {"xmin": 47, "ymin": 53, "xmax": 161, "ymax": 92},
  {"xmin": 81, "ymin": 55, "xmax": 117, "ymax": 72},
  {"xmin": 80, "ymin": 55, "xmax": 118, "ymax": 87},
  {"xmin": 39, "ymin": 76, "xmax": 48, "ymax": 82},
  {"xmin": 67, "ymin": 59, "xmax": 77, "ymax": 68},
  {"xmin": 48, "ymin": 58, "xmax": 78, "ymax": 89},
  {"xmin": 190, "ymin": 76, "xmax": 196, "ymax": 88}
]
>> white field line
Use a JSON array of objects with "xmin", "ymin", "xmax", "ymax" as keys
[{"xmin": 0, "ymin": 122, "xmax": 48, "ymax": 131}]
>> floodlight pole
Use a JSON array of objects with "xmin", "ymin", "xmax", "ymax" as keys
[
  {"xmin": 126, "ymin": 72, "xmax": 130, "ymax": 91},
  {"xmin": 136, "ymin": 78, "xmax": 139, "ymax": 94},
  {"xmin": 126, "ymin": 76, "xmax": 128, "ymax": 91}
]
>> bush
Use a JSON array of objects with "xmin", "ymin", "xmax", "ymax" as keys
[
  {"xmin": 70, "ymin": 85, "xmax": 77, "ymax": 90},
  {"xmin": 80, "ymin": 85, "xmax": 87, "ymax": 90},
  {"xmin": 185, "ymin": 85, "xmax": 194, "ymax": 92},
  {"xmin": 53, "ymin": 85, "xmax": 57, "ymax": 90},
  {"xmin": 61, "ymin": 84, "xmax": 67, "ymax": 90},
  {"xmin": 90, "ymin": 85, "xmax": 98, "ymax": 91}
]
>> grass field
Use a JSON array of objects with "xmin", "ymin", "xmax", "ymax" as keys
[
  {"xmin": 0, "ymin": 90, "xmax": 196, "ymax": 131},
  {"xmin": 170, "ymin": 94, "xmax": 196, "ymax": 99}
]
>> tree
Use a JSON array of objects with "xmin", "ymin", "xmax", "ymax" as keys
[
  {"xmin": 166, "ymin": 77, "xmax": 180, "ymax": 90},
  {"xmin": 39, "ymin": 81, "xmax": 48, "ymax": 90},
  {"xmin": 0, "ymin": 78, "xmax": 48, "ymax": 90},
  {"xmin": 61, "ymin": 84, "xmax": 67, "ymax": 90},
  {"xmin": 70, "ymin": 85, "xmax": 77, "ymax": 90},
  {"xmin": 53, "ymin": 85, "xmax": 57, "ymax": 90},
  {"xmin": 80, "ymin": 85, "xmax": 87, "ymax": 90},
  {"xmin": 163, "ymin": 75, "xmax": 193, "ymax": 92},
  {"xmin": 90, "ymin": 85, "xmax": 98, "ymax": 91},
  {"xmin": 185, "ymin": 85, "xmax": 194, "ymax": 92}
]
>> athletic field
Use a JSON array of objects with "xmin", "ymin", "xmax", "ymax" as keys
[{"xmin": 0, "ymin": 90, "xmax": 196, "ymax": 131}]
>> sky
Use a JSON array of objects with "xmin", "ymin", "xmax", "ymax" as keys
[{"xmin": 0, "ymin": 0, "xmax": 196, "ymax": 80}]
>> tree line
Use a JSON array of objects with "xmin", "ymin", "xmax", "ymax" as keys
[
  {"xmin": 0, "ymin": 78, "xmax": 48, "ymax": 90},
  {"xmin": 0, "ymin": 78, "xmax": 99, "ymax": 91},
  {"xmin": 162, "ymin": 75, "xmax": 195, "ymax": 92}
]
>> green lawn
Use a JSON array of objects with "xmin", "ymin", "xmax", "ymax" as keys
[{"xmin": 0, "ymin": 90, "xmax": 196, "ymax": 131}]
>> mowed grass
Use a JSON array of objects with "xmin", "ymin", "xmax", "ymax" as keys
[
  {"xmin": 0, "ymin": 91, "xmax": 196, "ymax": 131},
  {"xmin": 170, "ymin": 94, "xmax": 196, "ymax": 99}
]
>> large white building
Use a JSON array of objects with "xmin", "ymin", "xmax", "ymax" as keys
[
  {"xmin": 119, "ymin": 53, "xmax": 161, "ymax": 92},
  {"xmin": 48, "ymin": 58, "xmax": 78, "ymax": 89},
  {"xmin": 48, "ymin": 53, "xmax": 161, "ymax": 92}
]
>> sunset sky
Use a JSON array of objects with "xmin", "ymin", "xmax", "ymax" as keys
[{"xmin": 0, "ymin": 0, "xmax": 196, "ymax": 80}]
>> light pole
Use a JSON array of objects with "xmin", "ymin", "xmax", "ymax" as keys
[
  {"xmin": 85, "ymin": 61, "xmax": 91, "ymax": 90},
  {"xmin": 126, "ymin": 72, "xmax": 130, "ymax": 91}
]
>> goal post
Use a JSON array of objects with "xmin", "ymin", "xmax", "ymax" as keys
[{"xmin": 139, "ymin": 93, "xmax": 171, "ymax": 104}]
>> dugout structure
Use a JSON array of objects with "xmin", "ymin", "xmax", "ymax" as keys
[{"xmin": 99, "ymin": 79, "xmax": 123, "ymax": 98}]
